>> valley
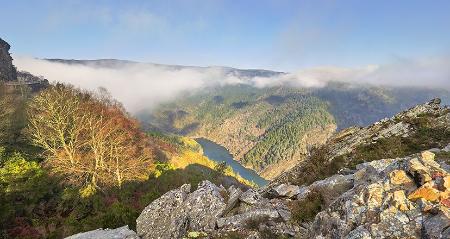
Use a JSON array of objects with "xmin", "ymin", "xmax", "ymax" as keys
[{"xmin": 143, "ymin": 82, "xmax": 450, "ymax": 180}]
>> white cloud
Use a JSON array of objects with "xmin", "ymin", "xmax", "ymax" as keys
[{"xmin": 12, "ymin": 55, "xmax": 450, "ymax": 113}]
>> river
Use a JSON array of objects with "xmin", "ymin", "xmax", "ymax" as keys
[{"xmin": 195, "ymin": 138, "xmax": 268, "ymax": 186}]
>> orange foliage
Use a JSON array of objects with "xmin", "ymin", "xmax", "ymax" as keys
[{"xmin": 27, "ymin": 84, "xmax": 154, "ymax": 188}]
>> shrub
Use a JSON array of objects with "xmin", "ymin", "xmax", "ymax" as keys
[{"xmin": 290, "ymin": 191, "xmax": 324, "ymax": 224}]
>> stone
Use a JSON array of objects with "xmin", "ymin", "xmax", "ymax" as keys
[
  {"xmin": 408, "ymin": 183, "xmax": 441, "ymax": 202},
  {"xmin": 65, "ymin": 226, "xmax": 138, "ymax": 239},
  {"xmin": 408, "ymin": 158, "xmax": 432, "ymax": 185},
  {"xmin": 391, "ymin": 190, "xmax": 412, "ymax": 211},
  {"xmin": 183, "ymin": 181, "xmax": 227, "ymax": 231},
  {"xmin": 136, "ymin": 184, "xmax": 191, "ymax": 239},
  {"xmin": 444, "ymin": 176, "xmax": 450, "ymax": 191},
  {"xmin": 216, "ymin": 209, "xmax": 280, "ymax": 229},
  {"xmin": 417, "ymin": 198, "xmax": 434, "ymax": 212},
  {"xmin": 346, "ymin": 226, "xmax": 372, "ymax": 239},
  {"xmin": 441, "ymin": 198, "xmax": 450, "ymax": 207},
  {"xmin": 221, "ymin": 185, "xmax": 242, "ymax": 216},
  {"xmin": 309, "ymin": 174, "xmax": 354, "ymax": 205},
  {"xmin": 273, "ymin": 184, "xmax": 300, "ymax": 198},
  {"xmin": 239, "ymin": 189, "xmax": 262, "ymax": 205},
  {"xmin": 443, "ymin": 144, "xmax": 450, "ymax": 152},
  {"xmin": 421, "ymin": 151, "xmax": 436, "ymax": 161},
  {"xmin": 424, "ymin": 212, "xmax": 450, "ymax": 239},
  {"xmin": 136, "ymin": 181, "xmax": 226, "ymax": 239},
  {"xmin": 296, "ymin": 186, "xmax": 312, "ymax": 200},
  {"xmin": 365, "ymin": 183, "xmax": 385, "ymax": 209},
  {"xmin": 389, "ymin": 170, "xmax": 414, "ymax": 186}
]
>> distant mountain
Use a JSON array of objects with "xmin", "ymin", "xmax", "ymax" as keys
[{"xmin": 45, "ymin": 58, "xmax": 285, "ymax": 78}]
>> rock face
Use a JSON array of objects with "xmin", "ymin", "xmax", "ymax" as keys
[
  {"xmin": 309, "ymin": 150, "xmax": 450, "ymax": 239},
  {"xmin": 65, "ymin": 226, "xmax": 138, "ymax": 239},
  {"xmin": 0, "ymin": 37, "xmax": 17, "ymax": 82},
  {"xmin": 129, "ymin": 148, "xmax": 449, "ymax": 238},
  {"xmin": 136, "ymin": 181, "xmax": 228, "ymax": 239},
  {"xmin": 134, "ymin": 180, "xmax": 298, "ymax": 239}
]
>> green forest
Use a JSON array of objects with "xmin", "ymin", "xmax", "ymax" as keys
[{"xmin": 144, "ymin": 83, "xmax": 450, "ymax": 177}]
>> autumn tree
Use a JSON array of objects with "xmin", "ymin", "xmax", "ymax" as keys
[{"xmin": 27, "ymin": 84, "xmax": 154, "ymax": 190}]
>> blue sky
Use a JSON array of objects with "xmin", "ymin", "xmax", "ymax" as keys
[{"xmin": 1, "ymin": 0, "xmax": 450, "ymax": 71}]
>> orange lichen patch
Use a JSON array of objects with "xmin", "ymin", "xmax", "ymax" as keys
[
  {"xmin": 389, "ymin": 170, "xmax": 414, "ymax": 186},
  {"xmin": 408, "ymin": 185, "xmax": 441, "ymax": 202}
]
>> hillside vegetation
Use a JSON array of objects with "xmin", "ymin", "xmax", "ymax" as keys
[
  {"xmin": 0, "ymin": 83, "xmax": 249, "ymax": 239},
  {"xmin": 143, "ymin": 83, "xmax": 450, "ymax": 179}
]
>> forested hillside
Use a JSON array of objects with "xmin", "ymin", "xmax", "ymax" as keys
[{"xmin": 144, "ymin": 83, "xmax": 450, "ymax": 179}]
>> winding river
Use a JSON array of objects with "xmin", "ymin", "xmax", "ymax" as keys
[{"xmin": 195, "ymin": 138, "xmax": 268, "ymax": 186}]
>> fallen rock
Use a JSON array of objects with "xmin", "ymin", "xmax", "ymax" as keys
[
  {"xmin": 389, "ymin": 169, "xmax": 414, "ymax": 186},
  {"xmin": 422, "ymin": 151, "xmax": 436, "ymax": 161},
  {"xmin": 309, "ymin": 174, "xmax": 354, "ymax": 205},
  {"xmin": 273, "ymin": 184, "xmax": 300, "ymax": 198},
  {"xmin": 65, "ymin": 226, "xmax": 138, "ymax": 239},
  {"xmin": 216, "ymin": 208, "xmax": 280, "ymax": 229},
  {"xmin": 222, "ymin": 185, "xmax": 243, "ymax": 216},
  {"xmin": 239, "ymin": 189, "xmax": 262, "ymax": 205},
  {"xmin": 391, "ymin": 190, "xmax": 413, "ymax": 211}
]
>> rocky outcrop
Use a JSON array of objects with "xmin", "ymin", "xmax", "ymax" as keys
[
  {"xmin": 0, "ymin": 37, "xmax": 17, "ymax": 82},
  {"xmin": 271, "ymin": 98, "xmax": 450, "ymax": 187},
  {"xmin": 0, "ymin": 38, "xmax": 48, "ymax": 90},
  {"xmin": 65, "ymin": 226, "xmax": 138, "ymax": 239},
  {"xmin": 65, "ymin": 150, "xmax": 449, "ymax": 239},
  {"xmin": 309, "ymin": 150, "xmax": 450, "ymax": 239}
]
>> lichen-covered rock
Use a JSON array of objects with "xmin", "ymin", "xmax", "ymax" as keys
[
  {"xmin": 136, "ymin": 184, "xmax": 191, "ymax": 239},
  {"xmin": 239, "ymin": 188, "xmax": 262, "ymax": 205},
  {"xmin": 389, "ymin": 170, "xmax": 414, "ymax": 186},
  {"xmin": 65, "ymin": 226, "xmax": 139, "ymax": 239},
  {"xmin": 216, "ymin": 208, "xmax": 280, "ymax": 229},
  {"xmin": 408, "ymin": 183, "xmax": 441, "ymax": 202},
  {"xmin": 308, "ymin": 174, "xmax": 354, "ymax": 206},
  {"xmin": 309, "ymin": 150, "xmax": 450, "ymax": 239},
  {"xmin": 136, "ymin": 181, "xmax": 227, "ymax": 239},
  {"xmin": 222, "ymin": 185, "xmax": 243, "ymax": 216},
  {"xmin": 422, "ymin": 150, "xmax": 436, "ymax": 161},
  {"xmin": 272, "ymin": 184, "xmax": 300, "ymax": 198}
]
